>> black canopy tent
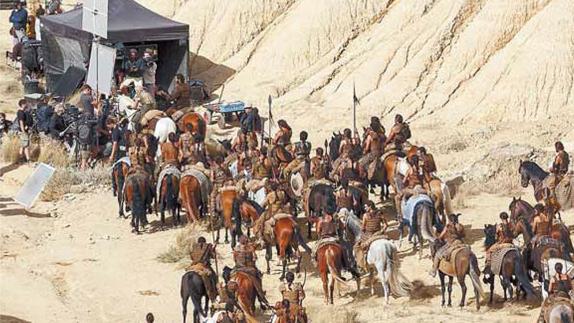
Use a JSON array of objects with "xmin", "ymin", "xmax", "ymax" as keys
[{"xmin": 40, "ymin": 0, "xmax": 189, "ymax": 95}]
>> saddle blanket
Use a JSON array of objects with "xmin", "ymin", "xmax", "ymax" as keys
[
  {"xmin": 359, "ymin": 232, "xmax": 389, "ymax": 250},
  {"xmin": 402, "ymin": 194, "xmax": 434, "ymax": 224},
  {"xmin": 110, "ymin": 157, "xmax": 131, "ymax": 174},
  {"xmin": 182, "ymin": 167, "xmax": 212, "ymax": 207},
  {"xmin": 313, "ymin": 237, "xmax": 339, "ymax": 258},
  {"xmin": 491, "ymin": 245, "xmax": 519, "ymax": 276},
  {"xmin": 248, "ymin": 186, "xmax": 266, "ymax": 206},
  {"xmin": 156, "ymin": 165, "xmax": 181, "ymax": 200}
]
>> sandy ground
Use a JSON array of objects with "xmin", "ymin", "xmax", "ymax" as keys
[{"xmin": 2, "ymin": 163, "xmax": 572, "ymax": 323}]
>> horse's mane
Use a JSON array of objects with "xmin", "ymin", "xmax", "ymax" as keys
[
  {"xmin": 517, "ymin": 216, "xmax": 534, "ymax": 237},
  {"xmin": 344, "ymin": 211, "xmax": 362, "ymax": 240},
  {"xmin": 245, "ymin": 199, "xmax": 264, "ymax": 215},
  {"xmin": 483, "ymin": 225, "xmax": 497, "ymax": 248},
  {"xmin": 520, "ymin": 160, "xmax": 549, "ymax": 179}
]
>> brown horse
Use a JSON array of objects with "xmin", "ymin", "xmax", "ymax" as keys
[
  {"xmin": 430, "ymin": 240, "xmax": 484, "ymax": 309},
  {"xmin": 270, "ymin": 145, "xmax": 293, "ymax": 176},
  {"xmin": 228, "ymin": 269, "xmax": 267, "ymax": 323},
  {"xmin": 178, "ymin": 112, "xmax": 207, "ymax": 142},
  {"xmin": 274, "ymin": 216, "xmax": 304, "ymax": 280},
  {"xmin": 179, "ymin": 175, "xmax": 204, "ymax": 224},
  {"xmin": 124, "ymin": 171, "xmax": 154, "ymax": 234},
  {"xmin": 316, "ymin": 243, "xmax": 354, "ymax": 305},
  {"xmin": 482, "ymin": 225, "xmax": 536, "ymax": 303},
  {"xmin": 112, "ymin": 160, "xmax": 129, "ymax": 218},
  {"xmin": 231, "ymin": 197, "xmax": 263, "ymax": 248},
  {"xmin": 218, "ymin": 187, "xmax": 238, "ymax": 244},
  {"xmin": 159, "ymin": 173, "xmax": 181, "ymax": 228}
]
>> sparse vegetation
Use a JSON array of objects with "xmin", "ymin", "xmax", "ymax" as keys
[
  {"xmin": 41, "ymin": 165, "xmax": 110, "ymax": 201},
  {"xmin": 156, "ymin": 224, "xmax": 202, "ymax": 265},
  {"xmin": 1, "ymin": 134, "xmax": 20, "ymax": 164},
  {"xmin": 310, "ymin": 307, "xmax": 360, "ymax": 323},
  {"xmin": 37, "ymin": 139, "xmax": 70, "ymax": 168}
]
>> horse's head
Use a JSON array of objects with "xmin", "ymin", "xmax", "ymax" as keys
[
  {"xmin": 328, "ymin": 132, "xmax": 342, "ymax": 160},
  {"xmin": 222, "ymin": 266, "xmax": 232, "ymax": 283},
  {"xmin": 483, "ymin": 224, "xmax": 497, "ymax": 248},
  {"xmin": 518, "ymin": 160, "xmax": 530, "ymax": 188},
  {"xmin": 509, "ymin": 197, "xmax": 519, "ymax": 221}
]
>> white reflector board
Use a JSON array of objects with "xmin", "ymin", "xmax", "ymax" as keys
[
  {"xmin": 86, "ymin": 43, "xmax": 116, "ymax": 96},
  {"xmin": 82, "ymin": 0, "xmax": 108, "ymax": 39},
  {"xmin": 14, "ymin": 163, "xmax": 55, "ymax": 209}
]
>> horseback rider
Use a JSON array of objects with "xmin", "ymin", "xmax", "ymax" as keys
[
  {"xmin": 310, "ymin": 147, "xmax": 328, "ymax": 181},
  {"xmin": 359, "ymin": 117, "xmax": 385, "ymax": 180},
  {"xmin": 430, "ymin": 213, "xmax": 466, "ymax": 277},
  {"xmin": 548, "ymin": 141, "xmax": 570, "ymax": 189},
  {"xmin": 532, "ymin": 203, "xmax": 551, "ymax": 246},
  {"xmin": 484, "ymin": 212, "xmax": 515, "ymax": 273},
  {"xmin": 549, "ymin": 263, "xmax": 573, "ymax": 296},
  {"xmin": 284, "ymin": 131, "xmax": 312, "ymax": 179},
  {"xmin": 127, "ymin": 136, "xmax": 148, "ymax": 175},
  {"xmin": 417, "ymin": 146, "xmax": 437, "ymax": 183},
  {"xmin": 179, "ymin": 123, "xmax": 204, "ymax": 166},
  {"xmin": 315, "ymin": 207, "xmax": 361, "ymax": 278},
  {"xmin": 210, "ymin": 156, "xmax": 233, "ymax": 218},
  {"xmin": 160, "ymin": 132, "xmax": 179, "ymax": 168},
  {"xmin": 331, "ymin": 128, "xmax": 356, "ymax": 180},
  {"xmin": 354, "ymin": 201, "xmax": 388, "ymax": 269},
  {"xmin": 336, "ymin": 179, "xmax": 355, "ymax": 214},
  {"xmin": 384, "ymin": 114, "xmax": 410, "ymax": 150},
  {"xmin": 189, "ymin": 236, "xmax": 218, "ymax": 302},
  {"xmin": 247, "ymin": 146, "xmax": 272, "ymax": 192},
  {"xmin": 233, "ymin": 235, "xmax": 267, "ymax": 304},
  {"xmin": 396, "ymin": 155, "xmax": 425, "ymax": 219},
  {"xmin": 273, "ymin": 119, "xmax": 292, "ymax": 148},
  {"xmin": 279, "ymin": 271, "xmax": 307, "ymax": 323}
]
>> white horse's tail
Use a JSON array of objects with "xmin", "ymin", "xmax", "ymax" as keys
[
  {"xmin": 419, "ymin": 204, "xmax": 436, "ymax": 243},
  {"xmin": 469, "ymin": 252, "xmax": 486, "ymax": 299},
  {"xmin": 387, "ymin": 244, "xmax": 412, "ymax": 297},
  {"xmin": 441, "ymin": 182, "xmax": 454, "ymax": 216}
]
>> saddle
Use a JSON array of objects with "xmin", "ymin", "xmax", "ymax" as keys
[
  {"xmin": 313, "ymin": 237, "xmax": 340, "ymax": 259},
  {"xmin": 438, "ymin": 244, "xmax": 470, "ymax": 277},
  {"xmin": 359, "ymin": 232, "xmax": 388, "ymax": 251}
]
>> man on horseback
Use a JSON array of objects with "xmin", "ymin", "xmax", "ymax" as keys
[
  {"xmin": 336, "ymin": 179, "xmax": 355, "ymax": 215},
  {"xmin": 484, "ymin": 212, "xmax": 515, "ymax": 274},
  {"xmin": 179, "ymin": 123, "xmax": 204, "ymax": 167},
  {"xmin": 532, "ymin": 203, "xmax": 551, "ymax": 246},
  {"xmin": 430, "ymin": 214, "xmax": 466, "ymax": 277},
  {"xmin": 354, "ymin": 201, "xmax": 388, "ymax": 269},
  {"xmin": 548, "ymin": 141, "xmax": 570, "ymax": 190},
  {"xmin": 127, "ymin": 136, "xmax": 148, "ymax": 176},
  {"xmin": 330, "ymin": 128, "xmax": 355, "ymax": 180},
  {"xmin": 189, "ymin": 236, "xmax": 218, "ymax": 302},
  {"xmin": 273, "ymin": 120, "xmax": 292, "ymax": 148},
  {"xmin": 279, "ymin": 271, "xmax": 307, "ymax": 323},
  {"xmin": 396, "ymin": 155, "xmax": 426, "ymax": 219},
  {"xmin": 160, "ymin": 132, "xmax": 179, "ymax": 168},
  {"xmin": 359, "ymin": 117, "xmax": 385, "ymax": 181},
  {"xmin": 539, "ymin": 263, "xmax": 574, "ymax": 323},
  {"xmin": 210, "ymin": 156, "xmax": 233, "ymax": 219},
  {"xmin": 233, "ymin": 235, "xmax": 267, "ymax": 305},
  {"xmin": 417, "ymin": 147, "xmax": 437, "ymax": 183},
  {"xmin": 310, "ymin": 147, "xmax": 328, "ymax": 181},
  {"xmin": 248, "ymin": 146, "xmax": 272, "ymax": 191},
  {"xmin": 283, "ymin": 131, "xmax": 311, "ymax": 180},
  {"xmin": 384, "ymin": 114, "xmax": 410, "ymax": 150}
]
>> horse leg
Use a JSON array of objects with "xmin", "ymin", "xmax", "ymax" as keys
[
  {"xmin": 488, "ymin": 276, "xmax": 495, "ymax": 304},
  {"xmin": 330, "ymin": 275, "xmax": 335, "ymax": 304},
  {"xmin": 295, "ymin": 250, "xmax": 302, "ymax": 274},
  {"xmin": 439, "ymin": 272, "xmax": 446, "ymax": 307},
  {"xmin": 280, "ymin": 258, "xmax": 287, "ymax": 281},
  {"xmin": 307, "ymin": 220, "xmax": 313, "ymax": 239},
  {"xmin": 448, "ymin": 276, "xmax": 454, "ymax": 307},
  {"xmin": 370, "ymin": 268, "xmax": 375, "ymax": 296},
  {"xmin": 321, "ymin": 273, "xmax": 329, "ymax": 305},
  {"xmin": 182, "ymin": 295, "xmax": 189, "ymax": 323},
  {"xmin": 500, "ymin": 276, "xmax": 508, "ymax": 301},
  {"xmin": 265, "ymin": 244, "xmax": 272, "ymax": 275},
  {"xmin": 224, "ymin": 228, "xmax": 229, "ymax": 244},
  {"xmin": 458, "ymin": 275, "xmax": 467, "ymax": 308}
]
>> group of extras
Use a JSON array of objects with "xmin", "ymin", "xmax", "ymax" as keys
[{"xmin": 107, "ymin": 95, "xmax": 573, "ymax": 322}]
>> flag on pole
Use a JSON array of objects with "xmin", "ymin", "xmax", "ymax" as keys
[{"xmin": 353, "ymin": 83, "xmax": 360, "ymax": 106}]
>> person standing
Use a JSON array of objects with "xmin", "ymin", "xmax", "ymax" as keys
[
  {"xmin": 170, "ymin": 73, "xmax": 191, "ymax": 109},
  {"xmin": 16, "ymin": 99, "xmax": 32, "ymax": 164},
  {"xmin": 122, "ymin": 49, "xmax": 145, "ymax": 83},
  {"xmin": 10, "ymin": 2, "xmax": 28, "ymax": 43},
  {"xmin": 142, "ymin": 49, "xmax": 157, "ymax": 96}
]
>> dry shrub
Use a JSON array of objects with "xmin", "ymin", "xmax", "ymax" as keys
[
  {"xmin": 37, "ymin": 139, "xmax": 70, "ymax": 168},
  {"xmin": 1, "ymin": 134, "xmax": 20, "ymax": 164},
  {"xmin": 310, "ymin": 308, "xmax": 360, "ymax": 323},
  {"xmin": 41, "ymin": 164, "xmax": 111, "ymax": 201},
  {"xmin": 409, "ymin": 279, "xmax": 440, "ymax": 300},
  {"xmin": 157, "ymin": 224, "xmax": 202, "ymax": 265}
]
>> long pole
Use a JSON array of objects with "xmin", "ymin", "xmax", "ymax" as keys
[
  {"xmin": 268, "ymin": 95, "xmax": 272, "ymax": 148},
  {"xmin": 352, "ymin": 82, "xmax": 357, "ymax": 135}
]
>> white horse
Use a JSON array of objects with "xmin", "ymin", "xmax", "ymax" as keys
[
  {"xmin": 154, "ymin": 117, "xmax": 177, "ymax": 158},
  {"xmin": 340, "ymin": 209, "xmax": 412, "ymax": 303}
]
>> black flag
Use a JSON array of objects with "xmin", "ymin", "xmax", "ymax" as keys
[{"xmin": 353, "ymin": 83, "xmax": 360, "ymax": 106}]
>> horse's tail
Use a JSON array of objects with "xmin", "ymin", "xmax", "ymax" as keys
[
  {"xmin": 441, "ymin": 182, "xmax": 453, "ymax": 216},
  {"xmin": 512, "ymin": 250, "xmax": 537, "ymax": 299},
  {"xmin": 232, "ymin": 197, "xmax": 243, "ymax": 236},
  {"xmin": 387, "ymin": 243, "xmax": 412, "ymax": 297},
  {"xmin": 326, "ymin": 247, "xmax": 350, "ymax": 286},
  {"xmin": 131, "ymin": 176, "xmax": 146, "ymax": 219},
  {"xmin": 419, "ymin": 204, "xmax": 435, "ymax": 243},
  {"xmin": 236, "ymin": 295, "xmax": 258, "ymax": 323},
  {"xmin": 469, "ymin": 252, "xmax": 486, "ymax": 299},
  {"xmin": 165, "ymin": 174, "xmax": 178, "ymax": 211}
]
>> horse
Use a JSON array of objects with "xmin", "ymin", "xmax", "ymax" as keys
[
  {"xmin": 510, "ymin": 199, "xmax": 574, "ymax": 255},
  {"xmin": 153, "ymin": 117, "xmax": 177, "ymax": 144},
  {"xmin": 347, "ymin": 183, "xmax": 369, "ymax": 217},
  {"xmin": 218, "ymin": 188, "xmax": 238, "ymax": 244},
  {"xmin": 316, "ymin": 243, "xmax": 354, "ymax": 305},
  {"xmin": 159, "ymin": 173, "xmax": 181, "ymax": 228},
  {"xmin": 178, "ymin": 112, "xmax": 207, "ymax": 142},
  {"xmin": 429, "ymin": 240, "xmax": 484, "ymax": 309},
  {"xmin": 224, "ymin": 266, "xmax": 267, "ymax": 323},
  {"xmin": 124, "ymin": 172, "xmax": 154, "ymax": 234},
  {"xmin": 270, "ymin": 145, "xmax": 293, "ymax": 175},
  {"xmin": 327, "ymin": 132, "xmax": 342, "ymax": 162},
  {"xmin": 482, "ymin": 224, "xmax": 536, "ymax": 303},
  {"xmin": 545, "ymin": 301, "xmax": 574, "ymax": 323},
  {"xmin": 231, "ymin": 197, "xmax": 263, "ymax": 248},
  {"xmin": 340, "ymin": 210, "xmax": 412, "ymax": 303},
  {"xmin": 180, "ymin": 271, "xmax": 209, "ymax": 323},
  {"xmin": 274, "ymin": 216, "xmax": 304, "ymax": 280},
  {"xmin": 112, "ymin": 160, "xmax": 129, "ymax": 218},
  {"xmin": 397, "ymin": 200, "xmax": 439, "ymax": 259},
  {"xmin": 303, "ymin": 183, "xmax": 336, "ymax": 238},
  {"xmin": 179, "ymin": 175, "xmax": 204, "ymax": 224}
]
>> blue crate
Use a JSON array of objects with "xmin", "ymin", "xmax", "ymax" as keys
[{"xmin": 219, "ymin": 101, "xmax": 245, "ymax": 113}]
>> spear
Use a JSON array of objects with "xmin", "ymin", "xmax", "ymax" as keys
[{"xmin": 268, "ymin": 95, "xmax": 273, "ymax": 147}]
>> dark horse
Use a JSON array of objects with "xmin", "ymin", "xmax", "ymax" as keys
[
  {"xmin": 509, "ymin": 197, "xmax": 535, "ymax": 222},
  {"xmin": 518, "ymin": 160, "xmax": 549, "ymax": 202},
  {"xmin": 303, "ymin": 183, "xmax": 336, "ymax": 238},
  {"xmin": 180, "ymin": 271, "xmax": 209, "ymax": 323},
  {"xmin": 158, "ymin": 173, "xmax": 181, "ymax": 228},
  {"xmin": 112, "ymin": 160, "xmax": 129, "ymax": 218},
  {"xmin": 124, "ymin": 171, "xmax": 154, "ymax": 234},
  {"xmin": 482, "ymin": 224, "xmax": 536, "ymax": 303},
  {"xmin": 231, "ymin": 197, "xmax": 264, "ymax": 248}
]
